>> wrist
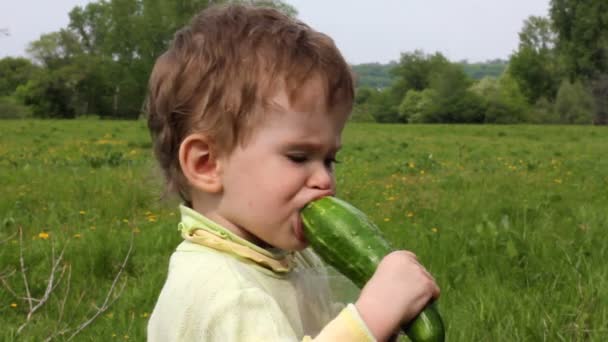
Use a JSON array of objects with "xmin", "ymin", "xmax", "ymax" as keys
[{"xmin": 355, "ymin": 298, "xmax": 397, "ymax": 341}]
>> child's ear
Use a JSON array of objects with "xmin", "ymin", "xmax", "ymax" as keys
[{"xmin": 179, "ymin": 133, "xmax": 223, "ymax": 193}]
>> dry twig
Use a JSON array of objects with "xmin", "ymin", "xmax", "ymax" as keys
[
  {"xmin": 18, "ymin": 226, "xmax": 33, "ymax": 312},
  {"xmin": 17, "ymin": 239, "xmax": 69, "ymax": 334}
]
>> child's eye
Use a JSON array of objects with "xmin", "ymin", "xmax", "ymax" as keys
[
  {"xmin": 287, "ymin": 154, "xmax": 308, "ymax": 163},
  {"xmin": 324, "ymin": 157, "xmax": 341, "ymax": 169}
]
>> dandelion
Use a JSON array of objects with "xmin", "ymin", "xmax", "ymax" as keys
[
  {"xmin": 384, "ymin": 218, "xmax": 390, "ymax": 222},
  {"xmin": 38, "ymin": 232, "xmax": 50, "ymax": 240},
  {"xmin": 122, "ymin": 219, "xmax": 129, "ymax": 223},
  {"xmin": 79, "ymin": 210, "xmax": 86, "ymax": 215},
  {"xmin": 420, "ymin": 170, "xmax": 425, "ymax": 175},
  {"xmin": 73, "ymin": 233, "xmax": 82, "ymax": 239},
  {"xmin": 431, "ymin": 227, "xmax": 439, "ymax": 233},
  {"xmin": 10, "ymin": 303, "xmax": 17, "ymax": 308},
  {"xmin": 407, "ymin": 212, "xmax": 414, "ymax": 218},
  {"xmin": 141, "ymin": 312, "xmax": 149, "ymax": 318}
]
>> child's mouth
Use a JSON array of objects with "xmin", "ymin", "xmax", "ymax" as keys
[{"xmin": 294, "ymin": 215, "xmax": 307, "ymax": 243}]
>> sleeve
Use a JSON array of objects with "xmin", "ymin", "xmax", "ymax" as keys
[{"xmin": 307, "ymin": 304, "xmax": 376, "ymax": 342}]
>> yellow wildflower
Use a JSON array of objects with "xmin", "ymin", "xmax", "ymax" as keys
[
  {"xmin": 79, "ymin": 210, "xmax": 86, "ymax": 215},
  {"xmin": 432, "ymin": 227, "xmax": 439, "ymax": 233},
  {"xmin": 73, "ymin": 233, "xmax": 82, "ymax": 239},
  {"xmin": 10, "ymin": 303, "xmax": 17, "ymax": 308},
  {"xmin": 38, "ymin": 232, "xmax": 50, "ymax": 240},
  {"xmin": 407, "ymin": 212, "xmax": 414, "ymax": 218}
]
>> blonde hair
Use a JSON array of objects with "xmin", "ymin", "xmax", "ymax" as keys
[{"xmin": 146, "ymin": 4, "xmax": 354, "ymax": 203}]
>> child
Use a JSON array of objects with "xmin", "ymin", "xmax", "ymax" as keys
[{"xmin": 146, "ymin": 4, "xmax": 439, "ymax": 341}]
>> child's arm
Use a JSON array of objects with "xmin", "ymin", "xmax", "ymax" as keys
[{"xmin": 354, "ymin": 250, "xmax": 440, "ymax": 341}]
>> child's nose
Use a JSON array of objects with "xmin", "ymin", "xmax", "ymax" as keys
[{"xmin": 307, "ymin": 164, "xmax": 335, "ymax": 193}]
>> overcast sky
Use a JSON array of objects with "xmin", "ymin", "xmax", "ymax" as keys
[{"xmin": 1, "ymin": 0, "xmax": 550, "ymax": 64}]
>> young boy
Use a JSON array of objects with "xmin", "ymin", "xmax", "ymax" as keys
[{"xmin": 146, "ymin": 4, "xmax": 439, "ymax": 341}]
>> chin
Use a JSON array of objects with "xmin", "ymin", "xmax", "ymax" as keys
[{"xmin": 281, "ymin": 240, "xmax": 309, "ymax": 252}]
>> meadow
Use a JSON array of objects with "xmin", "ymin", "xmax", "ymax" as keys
[{"xmin": 1, "ymin": 119, "xmax": 607, "ymax": 341}]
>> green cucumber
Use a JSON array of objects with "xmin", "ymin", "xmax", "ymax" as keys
[{"xmin": 301, "ymin": 196, "xmax": 445, "ymax": 342}]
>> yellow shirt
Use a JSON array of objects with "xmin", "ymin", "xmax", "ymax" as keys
[{"xmin": 147, "ymin": 205, "xmax": 375, "ymax": 341}]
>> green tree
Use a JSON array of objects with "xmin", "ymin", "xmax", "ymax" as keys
[
  {"xmin": 509, "ymin": 16, "xmax": 559, "ymax": 104},
  {"xmin": 551, "ymin": 0, "xmax": 608, "ymax": 80},
  {"xmin": 551, "ymin": 0, "xmax": 608, "ymax": 123},
  {"xmin": 23, "ymin": 0, "xmax": 296, "ymax": 118},
  {"xmin": 0, "ymin": 57, "xmax": 40, "ymax": 96},
  {"xmin": 589, "ymin": 75, "xmax": 608, "ymax": 124},
  {"xmin": 424, "ymin": 63, "xmax": 485, "ymax": 123},
  {"xmin": 390, "ymin": 50, "xmax": 451, "ymax": 95},
  {"xmin": 24, "ymin": 31, "xmax": 87, "ymax": 117}
]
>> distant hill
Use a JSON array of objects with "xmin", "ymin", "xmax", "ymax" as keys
[
  {"xmin": 351, "ymin": 62, "xmax": 397, "ymax": 89},
  {"xmin": 459, "ymin": 59, "xmax": 508, "ymax": 80},
  {"xmin": 352, "ymin": 59, "xmax": 508, "ymax": 89}
]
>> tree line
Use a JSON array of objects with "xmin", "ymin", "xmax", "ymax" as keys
[
  {"xmin": 0, "ymin": 0, "xmax": 295, "ymax": 119},
  {"xmin": 353, "ymin": 0, "xmax": 607, "ymax": 125},
  {"xmin": 1, "ymin": 0, "xmax": 606, "ymax": 124}
]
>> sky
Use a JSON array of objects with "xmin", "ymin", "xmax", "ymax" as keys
[{"xmin": 1, "ymin": 0, "xmax": 550, "ymax": 64}]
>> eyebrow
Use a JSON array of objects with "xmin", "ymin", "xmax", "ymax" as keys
[{"xmin": 284, "ymin": 141, "xmax": 342, "ymax": 154}]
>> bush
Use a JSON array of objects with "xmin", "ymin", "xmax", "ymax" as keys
[
  {"xmin": 471, "ymin": 74, "xmax": 529, "ymax": 123},
  {"xmin": 0, "ymin": 96, "xmax": 32, "ymax": 119},
  {"xmin": 398, "ymin": 89, "xmax": 435, "ymax": 123},
  {"xmin": 529, "ymin": 97, "xmax": 557, "ymax": 124},
  {"xmin": 554, "ymin": 80, "xmax": 595, "ymax": 124}
]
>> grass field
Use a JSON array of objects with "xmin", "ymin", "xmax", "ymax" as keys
[{"xmin": 1, "ymin": 119, "xmax": 607, "ymax": 341}]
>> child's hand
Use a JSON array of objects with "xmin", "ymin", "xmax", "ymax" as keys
[{"xmin": 355, "ymin": 250, "xmax": 440, "ymax": 341}]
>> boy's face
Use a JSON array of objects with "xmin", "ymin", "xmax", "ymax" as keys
[{"xmin": 211, "ymin": 82, "xmax": 349, "ymax": 251}]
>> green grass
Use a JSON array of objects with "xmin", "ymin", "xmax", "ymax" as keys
[{"xmin": 1, "ymin": 120, "xmax": 607, "ymax": 341}]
